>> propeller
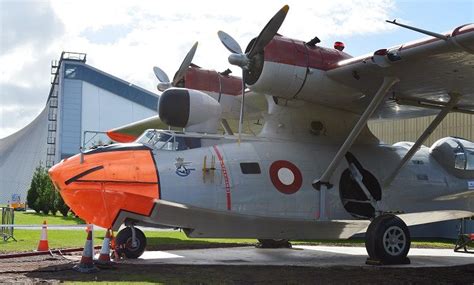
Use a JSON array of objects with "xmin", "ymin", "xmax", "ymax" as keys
[
  {"xmin": 217, "ymin": 5, "xmax": 289, "ymax": 143},
  {"xmin": 153, "ymin": 42, "xmax": 198, "ymax": 92}
]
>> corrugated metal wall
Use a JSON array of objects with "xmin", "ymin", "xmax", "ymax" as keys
[
  {"xmin": 368, "ymin": 113, "xmax": 474, "ymax": 146},
  {"xmin": 59, "ymin": 79, "xmax": 83, "ymax": 158}
]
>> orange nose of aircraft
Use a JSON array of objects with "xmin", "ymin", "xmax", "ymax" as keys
[{"xmin": 48, "ymin": 144, "xmax": 159, "ymax": 229}]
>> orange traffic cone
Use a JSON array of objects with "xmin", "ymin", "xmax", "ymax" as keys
[
  {"xmin": 96, "ymin": 229, "xmax": 114, "ymax": 266},
  {"xmin": 73, "ymin": 230, "xmax": 99, "ymax": 273},
  {"xmin": 37, "ymin": 220, "xmax": 49, "ymax": 252},
  {"xmin": 110, "ymin": 230, "xmax": 120, "ymax": 261}
]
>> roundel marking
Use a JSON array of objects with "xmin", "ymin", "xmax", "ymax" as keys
[{"xmin": 269, "ymin": 160, "xmax": 303, "ymax": 194}]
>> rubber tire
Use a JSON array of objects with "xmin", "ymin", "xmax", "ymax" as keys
[
  {"xmin": 365, "ymin": 214, "xmax": 411, "ymax": 264},
  {"xmin": 365, "ymin": 214, "xmax": 392, "ymax": 259},
  {"xmin": 257, "ymin": 239, "xmax": 291, "ymax": 248},
  {"xmin": 115, "ymin": 227, "xmax": 147, "ymax": 259}
]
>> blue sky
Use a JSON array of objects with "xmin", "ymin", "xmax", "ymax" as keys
[
  {"xmin": 329, "ymin": 0, "xmax": 474, "ymax": 55},
  {"xmin": 0, "ymin": 0, "xmax": 473, "ymax": 138}
]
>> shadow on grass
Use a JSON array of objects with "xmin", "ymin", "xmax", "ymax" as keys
[
  {"xmin": 293, "ymin": 237, "xmax": 456, "ymax": 248},
  {"xmin": 19, "ymin": 212, "xmax": 84, "ymax": 224}
]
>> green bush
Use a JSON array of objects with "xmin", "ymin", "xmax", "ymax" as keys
[
  {"xmin": 27, "ymin": 163, "xmax": 69, "ymax": 216},
  {"xmin": 55, "ymin": 192, "xmax": 70, "ymax": 217}
]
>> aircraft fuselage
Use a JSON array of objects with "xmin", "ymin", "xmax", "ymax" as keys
[{"xmin": 49, "ymin": 130, "xmax": 474, "ymax": 239}]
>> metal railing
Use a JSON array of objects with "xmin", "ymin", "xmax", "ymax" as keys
[{"xmin": 1, "ymin": 207, "xmax": 16, "ymax": 241}]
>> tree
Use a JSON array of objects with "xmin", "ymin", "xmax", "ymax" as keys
[
  {"xmin": 27, "ymin": 163, "xmax": 61, "ymax": 215},
  {"xmin": 36, "ymin": 172, "xmax": 52, "ymax": 215},
  {"xmin": 27, "ymin": 164, "xmax": 44, "ymax": 213}
]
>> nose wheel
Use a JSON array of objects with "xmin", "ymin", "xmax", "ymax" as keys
[
  {"xmin": 365, "ymin": 214, "xmax": 411, "ymax": 265},
  {"xmin": 115, "ymin": 226, "xmax": 147, "ymax": 259}
]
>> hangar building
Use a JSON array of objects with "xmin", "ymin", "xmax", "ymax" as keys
[{"xmin": 0, "ymin": 52, "xmax": 158, "ymax": 204}]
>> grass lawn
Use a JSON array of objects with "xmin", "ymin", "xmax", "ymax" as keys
[
  {"xmin": 13, "ymin": 211, "xmax": 84, "ymax": 225},
  {"xmin": 0, "ymin": 229, "xmax": 256, "ymax": 253},
  {"xmin": 0, "ymin": 229, "xmax": 106, "ymax": 253}
]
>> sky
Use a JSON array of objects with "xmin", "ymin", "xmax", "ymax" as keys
[{"xmin": 0, "ymin": 0, "xmax": 473, "ymax": 139}]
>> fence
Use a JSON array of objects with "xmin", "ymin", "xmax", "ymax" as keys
[{"xmin": 1, "ymin": 207, "xmax": 16, "ymax": 241}]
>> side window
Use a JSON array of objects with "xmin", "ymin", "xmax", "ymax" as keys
[
  {"xmin": 466, "ymin": 149, "xmax": 474, "ymax": 170},
  {"xmin": 240, "ymin": 162, "xmax": 261, "ymax": 174}
]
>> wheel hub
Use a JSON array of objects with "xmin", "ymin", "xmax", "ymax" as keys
[
  {"xmin": 126, "ymin": 237, "xmax": 140, "ymax": 251},
  {"xmin": 383, "ymin": 226, "xmax": 406, "ymax": 256}
]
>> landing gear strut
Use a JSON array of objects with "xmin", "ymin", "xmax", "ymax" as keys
[
  {"xmin": 365, "ymin": 214, "xmax": 411, "ymax": 265},
  {"xmin": 115, "ymin": 226, "xmax": 147, "ymax": 259}
]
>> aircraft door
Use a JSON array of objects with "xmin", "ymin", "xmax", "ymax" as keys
[
  {"xmin": 155, "ymin": 146, "xmax": 222, "ymax": 210},
  {"xmin": 212, "ymin": 143, "xmax": 265, "ymax": 214}
]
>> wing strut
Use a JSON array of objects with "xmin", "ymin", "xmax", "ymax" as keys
[
  {"xmin": 312, "ymin": 77, "xmax": 399, "ymax": 220},
  {"xmin": 385, "ymin": 20, "xmax": 448, "ymax": 41},
  {"xmin": 383, "ymin": 92, "xmax": 461, "ymax": 187}
]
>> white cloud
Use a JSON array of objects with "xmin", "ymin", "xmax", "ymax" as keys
[{"xmin": 1, "ymin": 0, "xmax": 397, "ymax": 138}]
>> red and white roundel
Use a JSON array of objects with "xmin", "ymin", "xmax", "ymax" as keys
[{"xmin": 269, "ymin": 160, "xmax": 302, "ymax": 195}]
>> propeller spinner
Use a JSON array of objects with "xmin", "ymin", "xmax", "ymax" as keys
[
  {"xmin": 153, "ymin": 42, "xmax": 198, "ymax": 92},
  {"xmin": 217, "ymin": 5, "xmax": 289, "ymax": 143},
  {"xmin": 218, "ymin": 5, "xmax": 288, "ymax": 71}
]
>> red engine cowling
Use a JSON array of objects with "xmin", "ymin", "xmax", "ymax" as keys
[
  {"xmin": 184, "ymin": 67, "xmax": 242, "ymax": 96},
  {"xmin": 247, "ymin": 36, "xmax": 361, "ymax": 105}
]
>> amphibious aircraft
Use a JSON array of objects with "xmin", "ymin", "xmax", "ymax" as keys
[{"xmin": 49, "ymin": 5, "xmax": 474, "ymax": 264}]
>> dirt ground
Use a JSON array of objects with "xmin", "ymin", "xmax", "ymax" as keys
[{"xmin": 1, "ymin": 250, "xmax": 474, "ymax": 284}]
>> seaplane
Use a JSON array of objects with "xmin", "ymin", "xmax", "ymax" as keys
[{"xmin": 49, "ymin": 5, "xmax": 474, "ymax": 264}]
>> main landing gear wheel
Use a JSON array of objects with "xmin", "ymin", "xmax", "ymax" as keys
[
  {"xmin": 365, "ymin": 214, "xmax": 411, "ymax": 265},
  {"xmin": 115, "ymin": 227, "xmax": 147, "ymax": 259},
  {"xmin": 257, "ymin": 239, "xmax": 292, "ymax": 248}
]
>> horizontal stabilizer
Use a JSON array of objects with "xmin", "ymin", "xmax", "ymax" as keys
[{"xmin": 107, "ymin": 115, "xmax": 168, "ymax": 143}]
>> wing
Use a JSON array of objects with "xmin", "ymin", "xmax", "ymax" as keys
[
  {"xmin": 107, "ymin": 115, "xmax": 168, "ymax": 143},
  {"xmin": 327, "ymin": 23, "xmax": 474, "ymax": 120},
  {"xmin": 149, "ymin": 200, "xmax": 370, "ymax": 239},
  {"xmin": 355, "ymin": 210, "xmax": 473, "ymax": 234}
]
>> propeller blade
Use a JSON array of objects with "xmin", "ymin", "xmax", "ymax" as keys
[
  {"xmin": 172, "ymin": 41, "xmax": 199, "ymax": 86},
  {"xmin": 217, "ymin": 31, "xmax": 242, "ymax": 54},
  {"xmin": 248, "ymin": 5, "xmax": 289, "ymax": 58},
  {"xmin": 153, "ymin": 66, "xmax": 170, "ymax": 83}
]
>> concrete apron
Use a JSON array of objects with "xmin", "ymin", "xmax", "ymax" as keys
[{"xmin": 118, "ymin": 246, "xmax": 474, "ymax": 268}]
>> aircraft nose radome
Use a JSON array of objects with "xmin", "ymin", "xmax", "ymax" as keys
[
  {"xmin": 46, "ymin": 147, "xmax": 159, "ymax": 229},
  {"xmin": 48, "ymin": 154, "xmax": 86, "ymax": 191}
]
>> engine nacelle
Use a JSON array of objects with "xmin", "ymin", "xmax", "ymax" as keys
[
  {"xmin": 158, "ymin": 88, "xmax": 222, "ymax": 133},
  {"xmin": 247, "ymin": 36, "xmax": 362, "ymax": 105}
]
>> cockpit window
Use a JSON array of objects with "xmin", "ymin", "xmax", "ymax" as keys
[
  {"xmin": 137, "ymin": 130, "xmax": 174, "ymax": 150},
  {"xmin": 464, "ymin": 146, "xmax": 474, "ymax": 171},
  {"xmin": 136, "ymin": 130, "xmax": 201, "ymax": 151},
  {"xmin": 453, "ymin": 139, "xmax": 474, "ymax": 171},
  {"xmin": 431, "ymin": 137, "xmax": 474, "ymax": 172}
]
